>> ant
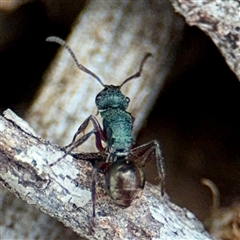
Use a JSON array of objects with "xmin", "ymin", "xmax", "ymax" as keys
[{"xmin": 47, "ymin": 36, "xmax": 165, "ymax": 217}]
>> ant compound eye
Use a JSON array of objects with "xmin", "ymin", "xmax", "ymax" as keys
[
  {"xmin": 96, "ymin": 94, "xmax": 102, "ymax": 101},
  {"xmin": 126, "ymin": 97, "xmax": 130, "ymax": 103}
]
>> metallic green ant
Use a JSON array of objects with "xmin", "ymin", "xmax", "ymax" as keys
[{"xmin": 47, "ymin": 36, "xmax": 165, "ymax": 217}]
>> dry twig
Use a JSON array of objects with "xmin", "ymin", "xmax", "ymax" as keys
[{"xmin": 0, "ymin": 109, "xmax": 212, "ymax": 239}]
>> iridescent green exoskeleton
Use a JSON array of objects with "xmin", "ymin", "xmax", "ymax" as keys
[{"xmin": 47, "ymin": 36, "xmax": 165, "ymax": 217}]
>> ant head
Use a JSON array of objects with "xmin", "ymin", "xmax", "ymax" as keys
[
  {"xmin": 95, "ymin": 52, "xmax": 152, "ymax": 111},
  {"xmin": 95, "ymin": 85, "xmax": 130, "ymax": 111}
]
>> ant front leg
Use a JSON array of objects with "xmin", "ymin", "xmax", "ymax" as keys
[
  {"xmin": 129, "ymin": 140, "xmax": 165, "ymax": 196},
  {"xmin": 50, "ymin": 115, "xmax": 106, "ymax": 166},
  {"xmin": 65, "ymin": 115, "xmax": 106, "ymax": 152}
]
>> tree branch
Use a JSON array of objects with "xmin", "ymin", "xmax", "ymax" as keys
[
  {"xmin": 0, "ymin": 109, "xmax": 212, "ymax": 239},
  {"xmin": 170, "ymin": 0, "xmax": 240, "ymax": 81}
]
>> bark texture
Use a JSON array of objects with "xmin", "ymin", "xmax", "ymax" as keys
[
  {"xmin": 170, "ymin": 0, "xmax": 240, "ymax": 81},
  {"xmin": 0, "ymin": 109, "xmax": 212, "ymax": 239}
]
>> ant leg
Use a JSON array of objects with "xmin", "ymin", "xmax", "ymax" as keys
[
  {"xmin": 50, "ymin": 130, "xmax": 99, "ymax": 166},
  {"xmin": 50, "ymin": 115, "xmax": 105, "ymax": 167},
  {"xmin": 69, "ymin": 152, "xmax": 111, "ymax": 218},
  {"xmin": 130, "ymin": 140, "xmax": 165, "ymax": 195},
  {"xmin": 65, "ymin": 115, "xmax": 106, "ymax": 152},
  {"xmin": 91, "ymin": 168, "xmax": 97, "ymax": 217}
]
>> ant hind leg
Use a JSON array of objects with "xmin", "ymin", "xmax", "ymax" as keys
[{"xmin": 130, "ymin": 140, "xmax": 165, "ymax": 196}]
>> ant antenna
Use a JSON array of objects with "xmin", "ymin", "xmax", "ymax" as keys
[
  {"xmin": 46, "ymin": 36, "xmax": 105, "ymax": 87},
  {"xmin": 120, "ymin": 53, "xmax": 152, "ymax": 89}
]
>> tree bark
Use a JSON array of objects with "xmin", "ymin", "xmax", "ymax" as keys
[
  {"xmin": 170, "ymin": 0, "xmax": 240, "ymax": 81},
  {"xmin": 0, "ymin": 109, "xmax": 212, "ymax": 239}
]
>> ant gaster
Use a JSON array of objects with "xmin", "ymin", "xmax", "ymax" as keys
[{"xmin": 47, "ymin": 36, "xmax": 165, "ymax": 217}]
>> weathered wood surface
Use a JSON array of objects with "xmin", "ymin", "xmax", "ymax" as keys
[
  {"xmin": 0, "ymin": 109, "xmax": 212, "ymax": 239},
  {"xmin": 170, "ymin": 0, "xmax": 240, "ymax": 81}
]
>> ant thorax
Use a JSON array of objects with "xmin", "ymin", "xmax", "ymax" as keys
[{"xmin": 96, "ymin": 85, "xmax": 134, "ymax": 155}]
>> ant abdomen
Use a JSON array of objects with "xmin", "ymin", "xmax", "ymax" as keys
[{"xmin": 105, "ymin": 158, "xmax": 145, "ymax": 207}]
